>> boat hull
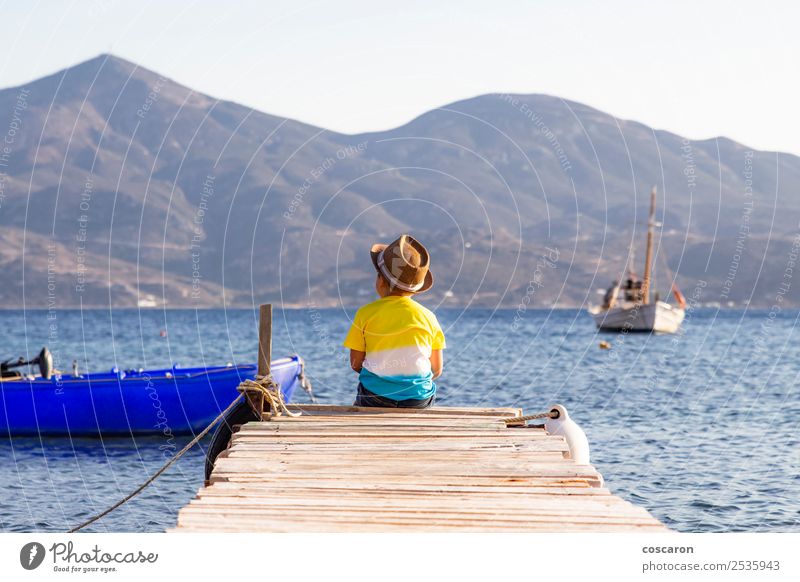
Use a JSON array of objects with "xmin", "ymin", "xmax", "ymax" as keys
[
  {"xmin": 0, "ymin": 356, "xmax": 302, "ymax": 436},
  {"xmin": 590, "ymin": 301, "xmax": 685, "ymax": 333}
]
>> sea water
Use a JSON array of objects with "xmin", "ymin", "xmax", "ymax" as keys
[{"xmin": 0, "ymin": 308, "xmax": 798, "ymax": 532}]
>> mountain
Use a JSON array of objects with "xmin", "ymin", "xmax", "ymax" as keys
[{"xmin": 1, "ymin": 53, "xmax": 798, "ymax": 309}]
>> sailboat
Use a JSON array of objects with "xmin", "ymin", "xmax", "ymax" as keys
[{"xmin": 589, "ymin": 186, "xmax": 686, "ymax": 333}]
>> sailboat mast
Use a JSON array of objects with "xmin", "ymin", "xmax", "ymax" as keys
[
  {"xmin": 641, "ymin": 186, "xmax": 656, "ymax": 305},
  {"xmin": 628, "ymin": 244, "xmax": 636, "ymax": 279}
]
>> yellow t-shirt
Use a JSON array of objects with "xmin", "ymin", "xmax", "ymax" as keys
[{"xmin": 343, "ymin": 296, "xmax": 445, "ymax": 400}]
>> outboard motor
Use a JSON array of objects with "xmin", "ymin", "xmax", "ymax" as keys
[{"xmin": 0, "ymin": 347, "xmax": 54, "ymax": 379}]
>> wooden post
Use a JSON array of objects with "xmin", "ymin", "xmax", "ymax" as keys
[
  {"xmin": 245, "ymin": 304, "xmax": 272, "ymax": 417},
  {"xmin": 258, "ymin": 303, "xmax": 273, "ymax": 378}
]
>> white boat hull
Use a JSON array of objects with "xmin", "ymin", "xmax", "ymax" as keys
[{"xmin": 589, "ymin": 301, "xmax": 685, "ymax": 333}]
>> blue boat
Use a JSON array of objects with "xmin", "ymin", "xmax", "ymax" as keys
[{"xmin": 0, "ymin": 352, "xmax": 304, "ymax": 436}]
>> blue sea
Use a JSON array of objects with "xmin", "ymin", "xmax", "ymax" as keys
[{"xmin": 0, "ymin": 307, "xmax": 798, "ymax": 533}]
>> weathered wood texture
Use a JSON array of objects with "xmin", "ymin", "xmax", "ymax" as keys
[
  {"xmin": 172, "ymin": 405, "xmax": 668, "ymax": 532},
  {"xmin": 257, "ymin": 304, "xmax": 272, "ymax": 378}
]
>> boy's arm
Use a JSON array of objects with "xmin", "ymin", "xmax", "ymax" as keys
[
  {"xmin": 430, "ymin": 349, "xmax": 443, "ymax": 379},
  {"xmin": 350, "ymin": 349, "xmax": 366, "ymax": 373},
  {"xmin": 344, "ymin": 308, "xmax": 366, "ymax": 373}
]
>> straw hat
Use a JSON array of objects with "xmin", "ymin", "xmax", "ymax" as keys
[{"xmin": 370, "ymin": 234, "xmax": 434, "ymax": 293}]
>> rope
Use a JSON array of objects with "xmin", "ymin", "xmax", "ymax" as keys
[
  {"xmin": 237, "ymin": 375, "xmax": 301, "ymax": 417},
  {"xmin": 67, "ymin": 394, "xmax": 244, "ymax": 533},
  {"xmin": 503, "ymin": 409, "xmax": 560, "ymax": 424},
  {"xmin": 298, "ymin": 364, "xmax": 317, "ymax": 403},
  {"xmin": 68, "ymin": 371, "xmax": 304, "ymax": 532}
]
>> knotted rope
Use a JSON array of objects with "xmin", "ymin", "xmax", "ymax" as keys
[
  {"xmin": 503, "ymin": 409, "xmax": 560, "ymax": 425},
  {"xmin": 237, "ymin": 375, "xmax": 301, "ymax": 417}
]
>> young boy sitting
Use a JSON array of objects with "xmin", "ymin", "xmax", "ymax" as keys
[{"xmin": 343, "ymin": 234, "xmax": 445, "ymax": 408}]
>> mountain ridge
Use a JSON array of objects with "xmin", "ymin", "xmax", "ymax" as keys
[
  {"xmin": 10, "ymin": 54, "xmax": 778, "ymax": 154},
  {"xmin": 1, "ymin": 54, "xmax": 798, "ymax": 309}
]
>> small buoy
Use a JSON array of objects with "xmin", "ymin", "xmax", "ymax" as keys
[
  {"xmin": 545, "ymin": 404, "xmax": 591, "ymax": 466},
  {"xmin": 159, "ymin": 329, "xmax": 167, "ymax": 337},
  {"xmin": 599, "ymin": 340, "xmax": 611, "ymax": 350}
]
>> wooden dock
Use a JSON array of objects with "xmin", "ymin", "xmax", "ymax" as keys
[{"xmin": 172, "ymin": 404, "xmax": 668, "ymax": 532}]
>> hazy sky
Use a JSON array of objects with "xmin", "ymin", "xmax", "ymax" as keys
[{"xmin": 1, "ymin": 1, "xmax": 798, "ymax": 154}]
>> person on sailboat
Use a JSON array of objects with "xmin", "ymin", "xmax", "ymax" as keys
[
  {"xmin": 602, "ymin": 281, "xmax": 618, "ymax": 309},
  {"xmin": 623, "ymin": 278, "xmax": 635, "ymax": 302}
]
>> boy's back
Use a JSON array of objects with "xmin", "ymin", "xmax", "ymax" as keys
[{"xmin": 344, "ymin": 295, "xmax": 445, "ymax": 401}]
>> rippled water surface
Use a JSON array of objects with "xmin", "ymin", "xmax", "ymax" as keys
[{"xmin": 1, "ymin": 307, "xmax": 798, "ymax": 532}]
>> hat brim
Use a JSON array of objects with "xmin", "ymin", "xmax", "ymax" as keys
[{"xmin": 370, "ymin": 243, "xmax": 434, "ymax": 293}]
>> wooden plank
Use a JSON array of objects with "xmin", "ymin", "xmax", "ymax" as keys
[
  {"xmin": 282, "ymin": 404, "xmax": 523, "ymax": 417},
  {"xmin": 234, "ymin": 431, "xmax": 549, "ymax": 438},
  {"xmin": 177, "ymin": 503, "xmax": 661, "ymax": 523},
  {"xmin": 195, "ymin": 482, "xmax": 608, "ymax": 498},
  {"xmin": 181, "ymin": 505, "xmax": 657, "ymax": 524},
  {"xmin": 195, "ymin": 489, "xmax": 615, "ymax": 501},
  {"xmin": 174, "ymin": 511, "xmax": 667, "ymax": 532},
  {"xmin": 210, "ymin": 475, "xmax": 603, "ymax": 488},
  {"xmin": 258, "ymin": 420, "xmax": 510, "ymax": 429},
  {"xmin": 223, "ymin": 448, "xmax": 570, "ymax": 456},
  {"xmin": 171, "ymin": 518, "xmax": 667, "ymax": 533},
  {"xmin": 225, "ymin": 442, "xmax": 570, "ymax": 452},
  {"xmin": 188, "ymin": 494, "xmax": 649, "ymax": 513},
  {"xmin": 214, "ymin": 457, "xmax": 598, "ymax": 477},
  {"xmin": 266, "ymin": 413, "xmax": 506, "ymax": 426},
  {"xmin": 239, "ymin": 422, "xmax": 530, "ymax": 432}
]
